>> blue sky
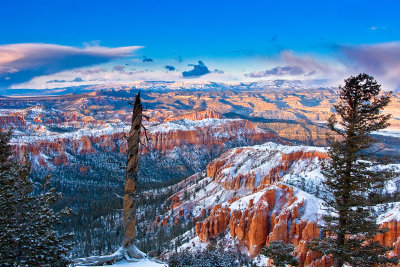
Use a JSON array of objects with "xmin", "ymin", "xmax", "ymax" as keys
[{"xmin": 1, "ymin": 0, "xmax": 399, "ymax": 89}]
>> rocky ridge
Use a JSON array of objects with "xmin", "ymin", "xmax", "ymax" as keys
[
  {"xmin": 9, "ymin": 109, "xmax": 283, "ymax": 171},
  {"xmin": 151, "ymin": 143, "xmax": 400, "ymax": 266}
]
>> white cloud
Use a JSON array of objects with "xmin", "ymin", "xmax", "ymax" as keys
[
  {"xmin": 0, "ymin": 43, "xmax": 142, "ymax": 88},
  {"xmin": 370, "ymin": 26, "xmax": 387, "ymax": 31}
]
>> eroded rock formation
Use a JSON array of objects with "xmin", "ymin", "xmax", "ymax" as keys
[
  {"xmin": 160, "ymin": 143, "xmax": 400, "ymax": 266},
  {"xmin": 12, "ymin": 115, "xmax": 282, "ymax": 169},
  {"xmin": 195, "ymin": 184, "xmax": 326, "ymax": 264}
]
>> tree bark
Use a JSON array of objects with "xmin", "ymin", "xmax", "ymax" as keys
[
  {"xmin": 73, "ymin": 92, "xmax": 146, "ymax": 265},
  {"xmin": 123, "ymin": 92, "xmax": 142, "ymax": 253}
]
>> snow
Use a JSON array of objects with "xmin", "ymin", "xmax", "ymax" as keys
[
  {"xmin": 103, "ymin": 258, "xmax": 166, "ymax": 267},
  {"xmin": 149, "ymin": 118, "xmax": 247, "ymax": 133},
  {"xmin": 293, "ymin": 188, "xmax": 326, "ymax": 222},
  {"xmin": 214, "ymin": 142, "xmax": 327, "ymax": 189},
  {"xmin": 229, "ymin": 190, "xmax": 266, "ymax": 211},
  {"xmin": 228, "ymin": 185, "xmax": 325, "ymax": 222},
  {"xmin": 74, "ymin": 247, "xmax": 166, "ymax": 267},
  {"xmin": 377, "ymin": 202, "xmax": 400, "ymax": 223},
  {"xmin": 75, "ymin": 258, "xmax": 166, "ymax": 267},
  {"xmin": 173, "ymin": 235, "xmax": 209, "ymax": 254},
  {"xmin": 373, "ymin": 129, "xmax": 400, "ymax": 138},
  {"xmin": 10, "ymin": 123, "xmax": 130, "ymax": 144}
]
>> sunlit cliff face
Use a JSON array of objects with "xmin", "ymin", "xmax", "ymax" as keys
[{"xmin": 151, "ymin": 143, "xmax": 400, "ymax": 266}]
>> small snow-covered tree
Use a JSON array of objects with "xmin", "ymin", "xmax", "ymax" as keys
[
  {"xmin": 261, "ymin": 241, "xmax": 298, "ymax": 267},
  {"xmin": 0, "ymin": 129, "xmax": 73, "ymax": 266},
  {"xmin": 168, "ymin": 243, "xmax": 249, "ymax": 267}
]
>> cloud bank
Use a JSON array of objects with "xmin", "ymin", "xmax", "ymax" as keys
[
  {"xmin": 0, "ymin": 43, "xmax": 141, "ymax": 88},
  {"xmin": 339, "ymin": 42, "xmax": 400, "ymax": 90},
  {"xmin": 248, "ymin": 66, "xmax": 305, "ymax": 78},
  {"xmin": 247, "ymin": 43, "xmax": 400, "ymax": 90},
  {"xmin": 4, "ymin": 41, "xmax": 400, "ymax": 91},
  {"xmin": 246, "ymin": 50, "xmax": 339, "ymax": 83},
  {"xmin": 280, "ymin": 50, "xmax": 334, "ymax": 75},
  {"xmin": 47, "ymin": 77, "xmax": 84, "ymax": 83}
]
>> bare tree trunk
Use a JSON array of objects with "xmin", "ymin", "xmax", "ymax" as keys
[
  {"xmin": 123, "ymin": 92, "xmax": 143, "ymax": 258},
  {"xmin": 73, "ymin": 92, "xmax": 146, "ymax": 265}
]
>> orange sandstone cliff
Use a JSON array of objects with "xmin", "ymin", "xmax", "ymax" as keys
[{"xmin": 155, "ymin": 143, "xmax": 399, "ymax": 266}]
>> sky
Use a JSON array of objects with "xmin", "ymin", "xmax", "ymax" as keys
[{"xmin": 1, "ymin": 0, "xmax": 400, "ymax": 90}]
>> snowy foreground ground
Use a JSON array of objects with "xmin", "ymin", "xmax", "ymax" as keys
[
  {"xmin": 104, "ymin": 259, "xmax": 166, "ymax": 267},
  {"xmin": 75, "ymin": 258, "xmax": 167, "ymax": 267},
  {"xmin": 74, "ymin": 246, "xmax": 167, "ymax": 267}
]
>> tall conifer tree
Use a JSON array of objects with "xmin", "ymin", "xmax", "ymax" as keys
[
  {"xmin": 0, "ymin": 129, "xmax": 73, "ymax": 266},
  {"xmin": 309, "ymin": 74, "xmax": 399, "ymax": 266}
]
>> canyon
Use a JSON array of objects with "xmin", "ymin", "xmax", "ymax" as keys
[{"xmin": 1, "ymin": 86, "xmax": 400, "ymax": 264}]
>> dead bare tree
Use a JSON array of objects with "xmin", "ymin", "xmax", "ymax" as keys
[
  {"xmin": 123, "ymin": 91, "xmax": 144, "ymax": 258},
  {"xmin": 73, "ymin": 92, "xmax": 147, "ymax": 265}
]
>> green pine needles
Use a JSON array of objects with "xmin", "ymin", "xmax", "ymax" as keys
[
  {"xmin": 0, "ymin": 129, "xmax": 73, "ymax": 266},
  {"xmin": 261, "ymin": 241, "xmax": 298, "ymax": 267}
]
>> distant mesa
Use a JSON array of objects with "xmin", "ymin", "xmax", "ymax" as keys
[{"xmin": 166, "ymin": 109, "xmax": 223, "ymax": 122}]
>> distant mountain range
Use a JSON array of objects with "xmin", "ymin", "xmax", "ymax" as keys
[{"xmin": 0, "ymin": 79, "xmax": 335, "ymax": 97}]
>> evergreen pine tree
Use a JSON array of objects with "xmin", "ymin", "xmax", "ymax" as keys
[
  {"xmin": 0, "ymin": 129, "xmax": 73, "ymax": 266},
  {"xmin": 260, "ymin": 241, "xmax": 298, "ymax": 267},
  {"xmin": 309, "ymin": 74, "xmax": 399, "ymax": 266}
]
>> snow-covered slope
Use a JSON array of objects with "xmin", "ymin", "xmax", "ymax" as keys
[
  {"xmin": 76, "ymin": 258, "xmax": 166, "ymax": 267},
  {"xmin": 145, "ymin": 142, "xmax": 400, "ymax": 266},
  {"xmin": 74, "ymin": 247, "xmax": 167, "ymax": 267},
  {"xmin": 109, "ymin": 259, "xmax": 166, "ymax": 267}
]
